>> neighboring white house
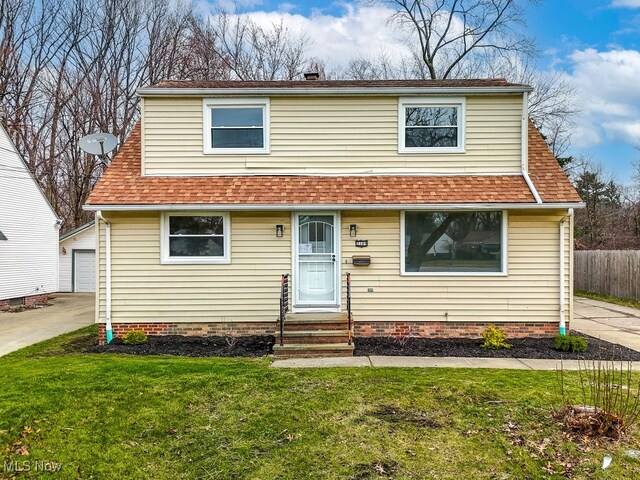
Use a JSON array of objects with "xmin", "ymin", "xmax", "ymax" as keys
[
  {"xmin": 0, "ymin": 123, "xmax": 60, "ymax": 309},
  {"xmin": 59, "ymin": 220, "xmax": 96, "ymax": 292}
]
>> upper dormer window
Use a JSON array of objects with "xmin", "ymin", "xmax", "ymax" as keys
[
  {"xmin": 398, "ymin": 97, "xmax": 465, "ymax": 154},
  {"xmin": 203, "ymin": 98, "xmax": 270, "ymax": 154}
]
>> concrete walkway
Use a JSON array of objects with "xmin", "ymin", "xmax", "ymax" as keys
[
  {"xmin": 272, "ymin": 356, "xmax": 558, "ymax": 369},
  {"xmin": 0, "ymin": 293, "xmax": 94, "ymax": 357},
  {"xmin": 271, "ymin": 355, "xmax": 640, "ymax": 370},
  {"xmin": 573, "ymin": 297, "xmax": 640, "ymax": 351}
]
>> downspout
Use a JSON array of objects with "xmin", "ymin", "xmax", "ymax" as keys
[
  {"xmin": 96, "ymin": 211, "xmax": 113, "ymax": 343},
  {"xmin": 521, "ymin": 91, "xmax": 542, "ymax": 204},
  {"xmin": 559, "ymin": 209, "xmax": 574, "ymax": 335}
]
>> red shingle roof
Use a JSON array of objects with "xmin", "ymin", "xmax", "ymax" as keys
[
  {"xmin": 527, "ymin": 120, "xmax": 582, "ymax": 203},
  {"xmin": 85, "ymin": 122, "xmax": 581, "ymax": 207}
]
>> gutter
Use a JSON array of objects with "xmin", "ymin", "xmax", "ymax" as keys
[
  {"xmin": 84, "ymin": 202, "xmax": 584, "ymax": 212},
  {"xmin": 559, "ymin": 208, "xmax": 574, "ymax": 335},
  {"xmin": 96, "ymin": 211, "xmax": 113, "ymax": 343},
  {"xmin": 520, "ymin": 92, "xmax": 542, "ymax": 204},
  {"xmin": 137, "ymin": 86, "xmax": 534, "ymax": 97}
]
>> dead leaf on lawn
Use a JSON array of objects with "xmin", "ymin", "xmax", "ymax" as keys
[{"xmin": 13, "ymin": 444, "xmax": 29, "ymax": 456}]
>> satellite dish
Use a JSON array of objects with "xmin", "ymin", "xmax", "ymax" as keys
[{"xmin": 79, "ymin": 132, "xmax": 118, "ymax": 156}]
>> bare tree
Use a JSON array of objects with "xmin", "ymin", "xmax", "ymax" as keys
[
  {"xmin": 208, "ymin": 12, "xmax": 311, "ymax": 81},
  {"xmin": 0, "ymin": 0, "xmax": 322, "ymax": 231},
  {"xmin": 371, "ymin": 0, "xmax": 538, "ymax": 80}
]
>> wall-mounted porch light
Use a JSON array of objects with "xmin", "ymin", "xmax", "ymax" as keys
[
  {"xmin": 349, "ymin": 224, "xmax": 357, "ymax": 237},
  {"xmin": 275, "ymin": 224, "xmax": 284, "ymax": 238}
]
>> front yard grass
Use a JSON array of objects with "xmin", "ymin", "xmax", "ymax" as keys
[{"xmin": 2, "ymin": 327, "xmax": 640, "ymax": 479}]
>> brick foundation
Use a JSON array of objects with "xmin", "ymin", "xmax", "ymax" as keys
[
  {"xmin": 98, "ymin": 319, "xmax": 562, "ymax": 344},
  {"xmin": 355, "ymin": 321, "xmax": 562, "ymax": 339},
  {"xmin": 0, "ymin": 293, "xmax": 49, "ymax": 311},
  {"xmin": 98, "ymin": 322, "xmax": 276, "ymax": 344},
  {"xmin": 24, "ymin": 294, "xmax": 50, "ymax": 307}
]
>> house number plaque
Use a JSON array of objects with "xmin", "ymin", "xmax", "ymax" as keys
[{"xmin": 355, "ymin": 239, "xmax": 368, "ymax": 248}]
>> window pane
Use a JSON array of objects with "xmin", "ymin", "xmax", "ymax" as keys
[
  {"xmin": 298, "ymin": 215, "xmax": 334, "ymax": 253},
  {"xmin": 211, "ymin": 108, "xmax": 263, "ymax": 127},
  {"xmin": 405, "ymin": 127, "xmax": 457, "ymax": 148},
  {"xmin": 169, "ymin": 216, "xmax": 223, "ymax": 235},
  {"xmin": 406, "ymin": 107, "xmax": 457, "ymax": 126},
  {"xmin": 169, "ymin": 237, "xmax": 225, "ymax": 257},
  {"xmin": 404, "ymin": 211, "xmax": 502, "ymax": 273},
  {"xmin": 212, "ymin": 128, "xmax": 264, "ymax": 148}
]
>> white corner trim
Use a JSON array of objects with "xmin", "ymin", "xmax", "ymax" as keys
[
  {"xmin": 520, "ymin": 92, "xmax": 542, "ymax": 204},
  {"xmin": 202, "ymin": 97, "xmax": 270, "ymax": 155},
  {"xmin": 521, "ymin": 91, "xmax": 528, "ymax": 173}
]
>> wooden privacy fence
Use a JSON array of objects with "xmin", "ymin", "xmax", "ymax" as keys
[{"xmin": 574, "ymin": 250, "xmax": 640, "ymax": 301}]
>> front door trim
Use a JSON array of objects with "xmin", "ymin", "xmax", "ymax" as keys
[{"xmin": 291, "ymin": 211, "xmax": 341, "ymax": 312}]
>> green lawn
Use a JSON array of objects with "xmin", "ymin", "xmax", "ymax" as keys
[{"xmin": 2, "ymin": 327, "xmax": 640, "ymax": 479}]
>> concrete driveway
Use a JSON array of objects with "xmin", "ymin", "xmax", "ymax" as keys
[
  {"xmin": 0, "ymin": 293, "xmax": 94, "ymax": 357},
  {"xmin": 573, "ymin": 297, "xmax": 640, "ymax": 352}
]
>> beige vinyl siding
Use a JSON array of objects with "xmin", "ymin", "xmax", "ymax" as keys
[
  {"xmin": 340, "ymin": 210, "xmax": 570, "ymax": 325},
  {"xmin": 96, "ymin": 211, "xmax": 291, "ymax": 324},
  {"xmin": 97, "ymin": 209, "xmax": 570, "ymax": 328},
  {"xmin": 143, "ymin": 95, "xmax": 523, "ymax": 175}
]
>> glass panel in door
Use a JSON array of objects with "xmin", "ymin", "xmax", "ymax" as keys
[{"xmin": 297, "ymin": 215, "xmax": 337, "ymax": 305}]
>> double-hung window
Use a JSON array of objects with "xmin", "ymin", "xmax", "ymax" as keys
[
  {"xmin": 203, "ymin": 98, "xmax": 270, "ymax": 154},
  {"xmin": 398, "ymin": 97, "xmax": 465, "ymax": 153},
  {"xmin": 161, "ymin": 213, "xmax": 230, "ymax": 264},
  {"xmin": 401, "ymin": 210, "xmax": 506, "ymax": 275}
]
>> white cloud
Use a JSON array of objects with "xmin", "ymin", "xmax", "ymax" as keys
[
  {"xmin": 567, "ymin": 48, "xmax": 640, "ymax": 147},
  {"xmin": 611, "ymin": 0, "xmax": 640, "ymax": 8},
  {"xmin": 231, "ymin": 4, "xmax": 413, "ymax": 67}
]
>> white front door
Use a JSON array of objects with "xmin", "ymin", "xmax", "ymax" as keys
[{"xmin": 294, "ymin": 213, "xmax": 339, "ymax": 309}]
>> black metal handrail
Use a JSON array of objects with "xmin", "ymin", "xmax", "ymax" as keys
[
  {"xmin": 279, "ymin": 274, "xmax": 289, "ymax": 346},
  {"xmin": 346, "ymin": 272, "xmax": 353, "ymax": 345}
]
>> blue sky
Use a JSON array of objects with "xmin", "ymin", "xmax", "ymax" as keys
[
  {"xmin": 524, "ymin": 0, "xmax": 640, "ymax": 182},
  {"xmin": 213, "ymin": 0, "xmax": 640, "ymax": 182}
]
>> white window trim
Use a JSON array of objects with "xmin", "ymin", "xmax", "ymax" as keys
[
  {"xmin": 160, "ymin": 212, "xmax": 231, "ymax": 265},
  {"xmin": 398, "ymin": 97, "xmax": 466, "ymax": 154},
  {"xmin": 202, "ymin": 97, "xmax": 270, "ymax": 155},
  {"xmin": 400, "ymin": 210, "xmax": 508, "ymax": 277}
]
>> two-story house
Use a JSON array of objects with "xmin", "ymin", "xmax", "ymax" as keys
[{"xmin": 85, "ymin": 78, "xmax": 583, "ymax": 356}]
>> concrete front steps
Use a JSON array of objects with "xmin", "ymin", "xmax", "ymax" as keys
[{"xmin": 273, "ymin": 312, "xmax": 354, "ymax": 358}]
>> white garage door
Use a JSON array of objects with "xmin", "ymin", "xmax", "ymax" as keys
[{"xmin": 74, "ymin": 250, "xmax": 96, "ymax": 292}]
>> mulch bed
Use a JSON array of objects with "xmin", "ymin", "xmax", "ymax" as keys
[
  {"xmin": 85, "ymin": 333, "xmax": 640, "ymax": 360},
  {"xmin": 87, "ymin": 335, "xmax": 275, "ymax": 357},
  {"xmin": 353, "ymin": 333, "xmax": 640, "ymax": 360}
]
